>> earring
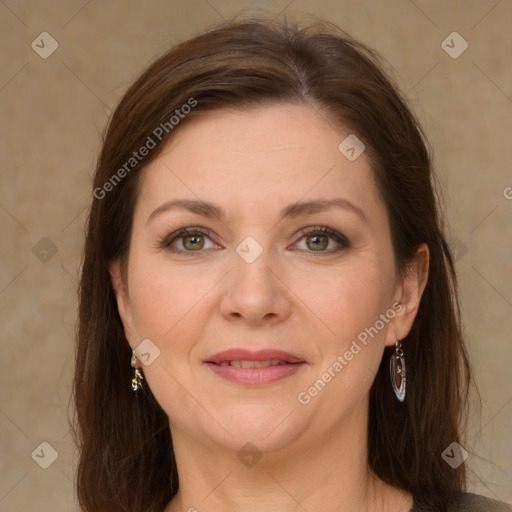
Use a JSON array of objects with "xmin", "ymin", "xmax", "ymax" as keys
[
  {"xmin": 390, "ymin": 339, "xmax": 406, "ymax": 402},
  {"xmin": 131, "ymin": 351, "xmax": 144, "ymax": 392}
]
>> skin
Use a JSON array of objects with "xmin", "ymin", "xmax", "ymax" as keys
[{"xmin": 111, "ymin": 103, "xmax": 429, "ymax": 512}]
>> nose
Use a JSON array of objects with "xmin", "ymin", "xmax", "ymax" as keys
[{"xmin": 219, "ymin": 244, "xmax": 292, "ymax": 326}]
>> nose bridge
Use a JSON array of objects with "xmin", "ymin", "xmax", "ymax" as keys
[
  {"xmin": 232, "ymin": 233, "xmax": 276, "ymax": 297},
  {"xmin": 235, "ymin": 234, "xmax": 266, "ymax": 266},
  {"xmin": 219, "ymin": 233, "xmax": 290, "ymax": 323}
]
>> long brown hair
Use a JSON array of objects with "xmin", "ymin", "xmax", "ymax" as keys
[{"xmin": 72, "ymin": 15, "xmax": 477, "ymax": 512}]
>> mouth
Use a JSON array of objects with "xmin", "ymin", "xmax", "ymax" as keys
[
  {"xmin": 215, "ymin": 359, "xmax": 296, "ymax": 368},
  {"xmin": 204, "ymin": 348, "xmax": 306, "ymax": 386},
  {"xmin": 205, "ymin": 348, "xmax": 306, "ymax": 365}
]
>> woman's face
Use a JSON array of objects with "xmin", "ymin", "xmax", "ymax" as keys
[{"xmin": 112, "ymin": 103, "xmax": 426, "ymax": 453}]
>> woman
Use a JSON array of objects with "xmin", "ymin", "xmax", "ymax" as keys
[{"xmin": 72, "ymin": 17, "xmax": 512, "ymax": 512}]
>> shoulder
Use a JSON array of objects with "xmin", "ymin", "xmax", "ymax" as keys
[
  {"xmin": 412, "ymin": 492, "xmax": 512, "ymax": 511},
  {"xmin": 452, "ymin": 492, "xmax": 512, "ymax": 511}
]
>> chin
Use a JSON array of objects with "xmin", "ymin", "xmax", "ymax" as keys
[{"xmin": 197, "ymin": 407, "xmax": 305, "ymax": 453}]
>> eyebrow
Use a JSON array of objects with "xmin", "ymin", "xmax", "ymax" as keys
[{"xmin": 146, "ymin": 197, "xmax": 368, "ymax": 225}]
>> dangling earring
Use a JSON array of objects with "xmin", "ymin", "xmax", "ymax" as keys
[
  {"xmin": 131, "ymin": 351, "xmax": 144, "ymax": 392},
  {"xmin": 390, "ymin": 339, "xmax": 406, "ymax": 402}
]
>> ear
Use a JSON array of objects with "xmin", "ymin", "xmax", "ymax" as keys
[
  {"xmin": 385, "ymin": 243, "xmax": 430, "ymax": 346},
  {"xmin": 110, "ymin": 260, "xmax": 138, "ymax": 348}
]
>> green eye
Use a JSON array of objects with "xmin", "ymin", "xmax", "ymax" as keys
[
  {"xmin": 306, "ymin": 233, "xmax": 329, "ymax": 251},
  {"xmin": 160, "ymin": 225, "xmax": 350, "ymax": 256},
  {"xmin": 160, "ymin": 227, "xmax": 219, "ymax": 255},
  {"xmin": 294, "ymin": 226, "xmax": 350, "ymax": 254},
  {"xmin": 181, "ymin": 233, "xmax": 205, "ymax": 251}
]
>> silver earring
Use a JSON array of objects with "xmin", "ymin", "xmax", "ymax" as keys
[
  {"xmin": 131, "ymin": 351, "xmax": 144, "ymax": 392},
  {"xmin": 390, "ymin": 339, "xmax": 406, "ymax": 402}
]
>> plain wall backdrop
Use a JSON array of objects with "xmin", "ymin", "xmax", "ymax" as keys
[{"xmin": 0, "ymin": 1, "xmax": 511, "ymax": 510}]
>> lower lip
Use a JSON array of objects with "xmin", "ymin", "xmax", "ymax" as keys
[{"xmin": 204, "ymin": 362, "xmax": 305, "ymax": 386}]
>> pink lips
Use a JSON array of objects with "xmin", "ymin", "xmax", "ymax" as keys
[{"xmin": 204, "ymin": 349, "xmax": 306, "ymax": 386}]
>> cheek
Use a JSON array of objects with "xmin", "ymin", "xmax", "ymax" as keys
[
  {"xmin": 127, "ymin": 250, "xmax": 199, "ymax": 338},
  {"xmin": 300, "ymin": 258, "xmax": 394, "ymax": 346},
  {"xmin": 296, "ymin": 260, "xmax": 395, "ymax": 410},
  {"xmin": 126, "ymin": 257, "xmax": 211, "ymax": 403}
]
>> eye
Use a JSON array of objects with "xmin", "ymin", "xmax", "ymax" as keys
[
  {"xmin": 159, "ymin": 225, "xmax": 350, "ymax": 256},
  {"xmin": 159, "ymin": 227, "xmax": 221, "ymax": 255},
  {"xmin": 292, "ymin": 226, "xmax": 350, "ymax": 255}
]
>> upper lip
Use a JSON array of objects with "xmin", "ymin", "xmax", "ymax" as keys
[{"xmin": 205, "ymin": 349, "xmax": 305, "ymax": 364}]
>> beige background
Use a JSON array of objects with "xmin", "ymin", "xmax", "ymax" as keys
[{"xmin": 1, "ymin": 1, "xmax": 511, "ymax": 510}]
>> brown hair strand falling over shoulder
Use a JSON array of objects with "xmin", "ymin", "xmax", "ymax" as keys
[{"xmin": 72, "ymin": 16, "xmax": 477, "ymax": 512}]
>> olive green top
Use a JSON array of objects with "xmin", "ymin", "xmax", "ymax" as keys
[{"xmin": 410, "ymin": 492, "xmax": 512, "ymax": 511}]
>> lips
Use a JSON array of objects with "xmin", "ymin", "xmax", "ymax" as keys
[
  {"xmin": 205, "ymin": 348, "xmax": 305, "ymax": 365},
  {"xmin": 204, "ymin": 348, "xmax": 306, "ymax": 386}
]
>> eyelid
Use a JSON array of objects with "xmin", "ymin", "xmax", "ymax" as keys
[
  {"xmin": 161, "ymin": 226, "xmax": 212, "ymax": 245},
  {"xmin": 295, "ymin": 225, "xmax": 350, "ymax": 244}
]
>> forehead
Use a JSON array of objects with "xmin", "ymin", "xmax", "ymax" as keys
[{"xmin": 135, "ymin": 104, "xmax": 383, "ymax": 224}]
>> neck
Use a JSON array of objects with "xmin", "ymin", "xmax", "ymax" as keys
[{"xmin": 165, "ymin": 398, "xmax": 412, "ymax": 512}]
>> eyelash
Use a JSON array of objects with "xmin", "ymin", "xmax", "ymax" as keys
[{"xmin": 158, "ymin": 225, "xmax": 350, "ymax": 257}]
